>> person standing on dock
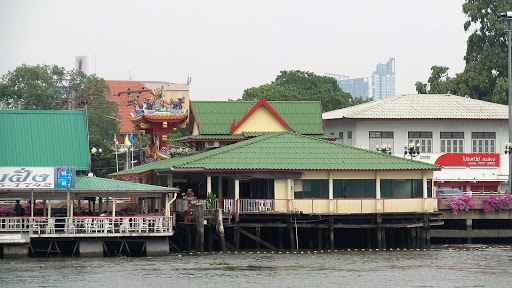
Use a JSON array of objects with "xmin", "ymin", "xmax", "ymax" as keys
[{"xmin": 14, "ymin": 200, "xmax": 24, "ymax": 216}]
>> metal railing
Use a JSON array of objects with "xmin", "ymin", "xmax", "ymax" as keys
[{"xmin": 0, "ymin": 216, "xmax": 173, "ymax": 236}]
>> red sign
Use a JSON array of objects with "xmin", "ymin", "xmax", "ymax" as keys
[{"xmin": 434, "ymin": 153, "xmax": 499, "ymax": 167}]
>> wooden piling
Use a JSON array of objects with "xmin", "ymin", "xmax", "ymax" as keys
[
  {"xmin": 196, "ymin": 203, "xmax": 205, "ymax": 253},
  {"xmin": 256, "ymin": 227, "xmax": 261, "ymax": 249},
  {"xmin": 215, "ymin": 209, "xmax": 226, "ymax": 252},
  {"xmin": 329, "ymin": 218, "xmax": 335, "ymax": 250},
  {"xmin": 289, "ymin": 220, "xmax": 296, "ymax": 250}
]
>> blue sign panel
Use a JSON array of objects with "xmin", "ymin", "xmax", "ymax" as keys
[{"xmin": 56, "ymin": 167, "xmax": 76, "ymax": 188}]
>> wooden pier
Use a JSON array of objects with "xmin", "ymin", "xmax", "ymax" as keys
[{"xmin": 171, "ymin": 203, "xmax": 443, "ymax": 253}]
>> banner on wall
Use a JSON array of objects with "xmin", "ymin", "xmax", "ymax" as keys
[
  {"xmin": 434, "ymin": 153, "xmax": 499, "ymax": 167},
  {"xmin": 0, "ymin": 167, "xmax": 76, "ymax": 189}
]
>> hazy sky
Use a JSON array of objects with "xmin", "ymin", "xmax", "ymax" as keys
[{"xmin": 1, "ymin": 0, "xmax": 469, "ymax": 101}]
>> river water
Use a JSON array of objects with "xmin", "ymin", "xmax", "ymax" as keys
[{"xmin": 1, "ymin": 245, "xmax": 512, "ymax": 287}]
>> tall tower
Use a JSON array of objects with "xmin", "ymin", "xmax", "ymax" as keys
[{"xmin": 371, "ymin": 58, "xmax": 395, "ymax": 100}]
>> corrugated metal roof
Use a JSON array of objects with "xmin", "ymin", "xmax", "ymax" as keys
[
  {"xmin": 173, "ymin": 132, "xmax": 441, "ymax": 171},
  {"xmin": 191, "ymin": 100, "xmax": 324, "ymax": 135},
  {"xmin": 76, "ymin": 176, "xmax": 170, "ymax": 190},
  {"xmin": 0, "ymin": 110, "xmax": 90, "ymax": 170},
  {"xmin": 322, "ymin": 94, "xmax": 509, "ymax": 120}
]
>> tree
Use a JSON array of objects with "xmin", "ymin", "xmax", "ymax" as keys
[
  {"xmin": 416, "ymin": 0, "xmax": 512, "ymax": 104},
  {"xmin": 241, "ymin": 70, "xmax": 367, "ymax": 112},
  {"xmin": 0, "ymin": 64, "xmax": 120, "ymax": 176}
]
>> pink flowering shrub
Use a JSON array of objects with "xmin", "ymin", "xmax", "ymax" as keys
[
  {"xmin": 120, "ymin": 205, "xmax": 127, "ymax": 211},
  {"xmin": 0, "ymin": 206, "xmax": 12, "ymax": 216},
  {"xmin": 481, "ymin": 194, "xmax": 512, "ymax": 213},
  {"xmin": 22, "ymin": 202, "xmax": 30, "ymax": 210},
  {"xmin": 447, "ymin": 195, "xmax": 476, "ymax": 215}
]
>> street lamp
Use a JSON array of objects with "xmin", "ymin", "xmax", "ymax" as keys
[
  {"xmin": 499, "ymin": 12, "xmax": 512, "ymax": 193},
  {"xmin": 376, "ymin": 143, "xmax": 392, "ymax": 155},
  {"xmin": 404, "ymin": 142, "xmax": 421, "ymax": 159}
]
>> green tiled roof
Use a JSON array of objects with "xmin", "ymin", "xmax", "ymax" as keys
[
  {"xmin": 114, "ymin": 132, "xmax": 440, "ymax": 174},
  {"xmin": 191, "ymin": 100, "xmax": 324, "ymax": 135},
  {"xmin": 177, "ymin": 132, "xmax": 338, "ymax": 142},
  {"xmin": 76, "ymin": 176, "xmax": 171, "ymax": 191},
  {"xmin": 0, "ymin": 110, "xmax": 90, "ymax": 170},
  {"xmin": 173, "ymin": 132, "xmax": 441, "ymax": 171},
  {"xmin": 176, "ymin": 134, "xmax": 247, "ymax": 141}
]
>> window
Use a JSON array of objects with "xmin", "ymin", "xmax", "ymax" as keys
[
  {"xmin": 440, "ymin": 132, "xmax": 464, "ymax": 153},
  {"xmin": 369, "ymin": 131, "xmax": 393, "ymax": 152},
  {"xmin": 408, "ymin": 132, "xmax": 432, "ymax": 153},
  {"xmin": 333, "ymin": 179, "xmax": 376, "ymax": 198},
  {"xmin": 472, "ymin": 132, "xmax": 496, "ymax": 153},
  {"xmin": 298, "ymin": 180, "xmax": 329, "ymax": 199},
  {"xmin": 347, "ymin": 131, "xmax": 353, "ymax": 146},
  {"xmin": 338, "ymin": 132, "xmax": 343, "ymax": 144}
]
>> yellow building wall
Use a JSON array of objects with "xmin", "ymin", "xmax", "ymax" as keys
[
  {"xmin": 192, "ymin": 121, "xmax": 199, "ymax": 135},
  {"xmin": 233, "ymin": 106, "xmax": 287, "ymax": 134},
  {"xmin": 274, "ymin": 179, "xmax": 290, "ymax": 212}
]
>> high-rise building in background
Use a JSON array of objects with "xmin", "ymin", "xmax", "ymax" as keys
[
  {"xmin": 371, "ymin": 58, "xmax": 395, "ymax": 100},
  {"xmin": 324, "ymin": 73, "xmax": 370, "ymax": 100}
]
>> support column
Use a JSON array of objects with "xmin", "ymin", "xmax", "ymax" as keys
[
  {"xmin": 376, "ymin": 172, "xmax": 381, "ymax": 212},
  {"xmin": 207, "ymin": 176, "xmax": 212, "ymax": 196},
  {"xmin": 423, "ymin": 172, "xmax": 428, "ymax": 212},
  {"xmin": 112, "ymin": 197, "xmax": 116, "ymax": 217},
  {"xmin": 235, "ymin": 179, "xmax": 240, "ymax": 219},
  {"xmin": 79, "ymin": 240, "xmax": 103, "ymax": 257},
  {"xmin": 3, "ymin": 245, "xmax": 29, "ymax": 258},
  {"xmin": 287, "ymin": 179, "xmax": 292, "ymax": 212},
  {"xmin": 146, "ymin": 239, "xmax": 170, "ymax": 256},
  {"xmin": 466, "ymin": 219, "xmax": 473, "ymax": 244},
  {"xmin": 328, "ymin": 172, "xmax": 333, "ymax": 213},
  {"xmin": 218, "ymin": 176, "xmax": 223, "ymax": 206}
]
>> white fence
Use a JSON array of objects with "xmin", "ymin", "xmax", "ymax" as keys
[{"xmin": 0, "ymin": 216, "xmax": 173, "ymax": 236}]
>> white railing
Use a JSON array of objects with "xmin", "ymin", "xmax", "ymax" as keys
[
  {"xmin": 174, "ymin": 198, "xmax": 439, "ymax": 215},
  {"xmin": 463, "ymin": 191, "xmax": 504, "ymax": 198},
  {"xmin": 0, "ymin": 216, "xmax": 173, "ymax": 236},
  {"xmin": 238, "ymin": 199, "xmax": 274, "ymax": 213}
]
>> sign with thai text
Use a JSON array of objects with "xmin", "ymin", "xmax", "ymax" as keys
[
  {"xmin": 434, "ymin": 153, "xmax": 499, "ymax": 167},
  {"xmin": 0, "ymin": 167, "xmax": 76, "ymax": 189}
]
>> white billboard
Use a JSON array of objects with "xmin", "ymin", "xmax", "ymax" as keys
[
  {"xmin": 0, "ymin": 167, "xmax": 76, "ymax": 189},
  {"xmin": 75, "ymin": 56, "xmax": 88, "ymax": 74}
]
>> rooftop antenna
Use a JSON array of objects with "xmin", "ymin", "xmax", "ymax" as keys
[
  {"xmin": 187, "ymin": 74, "xmax": 192, "ymax": 85},
  {"xmin": 128, "ymin": 71, "xmax": 133, "ymax": 80}
]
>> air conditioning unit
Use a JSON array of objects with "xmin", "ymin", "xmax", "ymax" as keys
[{"xmin": 205, "ymin": 141, "xmax": 220, "ymax": 148}]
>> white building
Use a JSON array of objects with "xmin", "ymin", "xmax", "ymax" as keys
[{"xmin": 323, "ymin": 94, "xmax": 509, "ymax": 193}]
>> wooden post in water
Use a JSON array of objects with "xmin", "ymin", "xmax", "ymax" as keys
[
  {"xmin": 317, "ymin": 228, "xmax": 322, "ymax": 250},
  {"xmin": 289, "ymin": 217, "xmax": 296, "ymax": 250},
  {"xmin": 376, "ymin": 214, "xmax": 383, "ymax": 250},
  {"xmin": 278, "ymin": 228, "xmax": 283, "ymax": 249},
  {"xmin": 215, "ymin": 209, "xmax": 227, "ymax": 252},
  {"xmin": 256, "ymin": 227, "xmax": 261, "ymax": 250},
  {"xmin": 329, "ymin": 217, "xmax": 335, "ymax": 250},
  {"xmin": 187, "ymin": 226, "xmax": 192, "ymax": 252},
  {"xmin": 235, "ymin": 226, "xmax": 240, "ymax": 251},
  {"xmin": 196, "ymin": 203, "xmax": 205, "ymax": 253}
]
